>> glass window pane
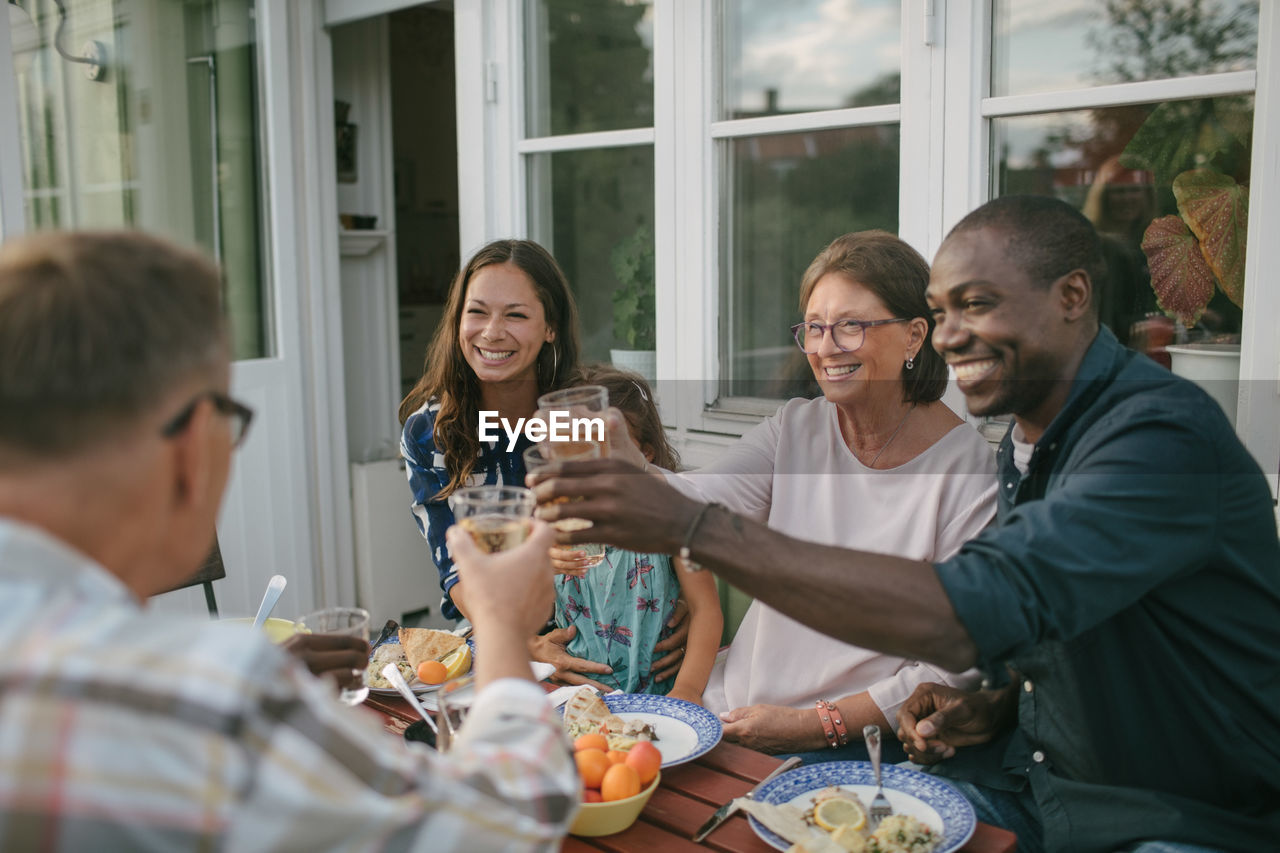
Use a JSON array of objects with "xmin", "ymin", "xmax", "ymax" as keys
[
  {"xmin": 527, "ymin": 146, "xmax": 655, "ymax": 364},
  {"xmin": 993, "ymin": 96, "xmax": 1253, "ymax": 417},
  {"xmin": 524, "ymin": 0, "xmax": 654, "ymax": 137},
  {"xmin": 720, "ymin": 0, "xmax": 900, "ymax": 120},
  {"xmin": 10, "ymin": 0, "xmax": 271, "ymax": 360},
  {"xmin": 721, "ymin": 126, "xmax": 899, "ymax": 397},
  {"xmin": 992, "ymin": 0, "xmax": 1258, "ymax": 97}
]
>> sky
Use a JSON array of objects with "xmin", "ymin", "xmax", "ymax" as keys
[
  {"xmin": 722, "ymin": 0, "xmax": 1257, "ymax": 115},
  {"xmin": 726, "ymin": 0, "xmax": 900, "ymax": 113}
]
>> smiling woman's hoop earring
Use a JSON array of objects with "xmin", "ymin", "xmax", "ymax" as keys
[
  {"xmin": 543, "ymin": 345, "xmax": 558, "ymax": 384},
  {"xmin": 905, "ymin": 355, "xmax": 915, "ymax": 370}
]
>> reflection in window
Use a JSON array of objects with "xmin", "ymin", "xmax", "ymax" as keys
[
  {"xmin": 721, "ymin": 126, "xmax": 899, "ymax": 398},
  {"xmin": 993, "ymin": 96, "xmax": 1253, "ymax": 359},
  {"xmin": 524, "ymin": 0, "xmax": 654, "ymax": 137},
  {"xmin": 992, "ymin": 0, "xmax": 1257, "ymax": 97},
  {"xmin": 720, "ymin": 0, "xmax": 900, "ymax": 119},
  {"xmin": 527, "ymin": 147, "xmax": 655, "ymax": 364},
  {"xmin": 11, "ymin": 0, "xmax": 270, "ymax": 360}
]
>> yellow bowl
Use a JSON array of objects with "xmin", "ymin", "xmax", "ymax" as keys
[
  {"xmin": 569, "ymin": 772, "xmax": 660, "ymax": 837},
  {"xmin": 222, "ymin": 617, "xmax": 305, "ymax": 644}
]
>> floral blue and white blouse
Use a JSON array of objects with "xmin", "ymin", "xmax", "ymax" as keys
[
  {"xmin": 554, "ymin": 547, "xmax": 680, "ymax": 695},
  {"xmin": 401, "ymin": 398, "xmax": 532, "ymax": 621}
]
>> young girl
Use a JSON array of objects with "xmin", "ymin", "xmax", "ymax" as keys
[
  {"xmin": 551, "ymin": 366, "xmax": 722, "ymax": 704},
  {"xmin": 399, "ymin": 239, "xmax": 582, "ymax": 623}
]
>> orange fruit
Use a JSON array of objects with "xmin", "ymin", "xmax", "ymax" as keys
[
  {"xmin": 605, "ymin": 749, "xmax": 629, "ymax": 765},
  {"xmin": 574, "ymin": 748, "xmax": 611, "ymax": 789},
  {"xmin": 624, "ymin": 740, "xmax": 662, "ymax": 786},
  {"xmin": 582, "ymin": 789, "xmax": 603, "ymax": 803},
  {"xmin": 574, "ymin": 733, "xmax": 609, "ymax": 753},
  {"xmin": 416, "ymin": 660, "xmax": 447, "ymax": 684},
  {"xmin": 600, "ymin": 763, "xmax": 642, "ymax": 802}
]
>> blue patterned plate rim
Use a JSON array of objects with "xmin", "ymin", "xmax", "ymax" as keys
[
  {"xmin": 557, "ymin": 692, "xmax": 722, "ymax": 768},
  {"xmin": 366, "ymin": 637, "xmax": 474, "ymax": 696},
  {"xmin": 604, "ymin": 693, "xmax": 723, "ymax": 768},
  {"xmin": 746, "ymin": 761, "xmax": 976, "ymax": 852}
]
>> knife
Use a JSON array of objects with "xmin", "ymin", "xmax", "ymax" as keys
[{"xmin": 691, "ymin": 755, "xmax": 801, "ymax": 842}]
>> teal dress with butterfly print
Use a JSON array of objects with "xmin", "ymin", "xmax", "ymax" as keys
[{"xmin": 555, "ymin": 547, "xmax": 680, "ymax": 695}]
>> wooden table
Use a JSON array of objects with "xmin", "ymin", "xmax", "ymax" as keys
[{"xmin": 364, "ymin": 693, "xmax": 1017, "ymax": 853}]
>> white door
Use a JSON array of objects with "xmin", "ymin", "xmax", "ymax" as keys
[{"xmin": 0, "ymin": 0, "xmax": 330, "ymax": 620}]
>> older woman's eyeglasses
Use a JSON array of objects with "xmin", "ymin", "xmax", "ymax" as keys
[
  {"xmin": 161, "ymin": 391, "xmax": 255, "ymax": 449},
  {"xmin": 790, "ymin": 317, "xmax": 909, "ymax": 354}
]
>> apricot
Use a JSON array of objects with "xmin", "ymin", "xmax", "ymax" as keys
[
  {"xmin": 605, "ymin": 749, "xmax": 629, "ymax": 765},
  {"xmin": 574, "ymin": 748, "xmax": 611, "ymax": 789},
  {"xmin": 582, "ymin": 789, "xmax": 603, "ymax": 803},
  {"xmin": 416, "ymin": 660, "xmax": 447, "ymax": 684},
  {"xmin": 625, "ymin": 740, "xmax": 662, "ymax": 786},
  {"xmin": 573, "ymin": 732, "xmax": 609, "ymax": 753},
  {"xmin": 600, "ymin": 763, "xmax": 642, "ymax": 802}
]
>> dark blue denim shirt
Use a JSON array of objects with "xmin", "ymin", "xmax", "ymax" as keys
[{"xmin": 935, "ymin": 327, "xmax": 1280, "ymax": 852}]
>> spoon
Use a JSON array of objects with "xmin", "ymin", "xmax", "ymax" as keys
[
  {"xmin": 250, "ymin": 575, "xmax": 287, "ymax": 630},
  {"xmin": 382, "ymin": 663, "xmax": 439, "ymax": 736}
]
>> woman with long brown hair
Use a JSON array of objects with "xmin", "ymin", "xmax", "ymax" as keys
[{"xmin": 399, "ymin": 239, "xmax": 582, "ymax": 621}]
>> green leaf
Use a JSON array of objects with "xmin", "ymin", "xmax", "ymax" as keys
[
  {"xmin": 1141, "ymin": 214, "xmax": 1217, "ymax": 327},
  {"xmin": 1173, "ymin": 169, "xmax": 1248, "ymax": 308},
  {"xmin": 1119, "ymin": 99, "xmax": 1243, "ymax": 188},
  {"xmin": 609, "ymin": 224, "xmax": 656, "ymax": 349}
]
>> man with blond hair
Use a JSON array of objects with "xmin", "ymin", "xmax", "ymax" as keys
[{"xmin": 0, "ymin": 230, "xmax": 576, "ymax": 851}]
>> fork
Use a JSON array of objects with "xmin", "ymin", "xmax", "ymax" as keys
[{"xmin": 863, "ymin": 724, "xmax": 893, "ymax": 828}]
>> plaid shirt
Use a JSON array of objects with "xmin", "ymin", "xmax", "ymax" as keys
[{"xmin": 0, "ymin": 519, "xmax": 578, "ymax": 852}]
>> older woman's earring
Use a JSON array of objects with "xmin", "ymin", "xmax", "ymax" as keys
[
  {"xmin": 552, "ymin": 346, "xmax": 559, "ymax": 378},
  {"xmin": 905, "ymin": 355, "xmax": 915, "ymax": 370}
]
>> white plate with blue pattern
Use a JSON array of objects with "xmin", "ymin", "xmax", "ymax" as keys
[
  {"xmin": 364, "ymin": 637, "xmax": 475, "ymax": 696},
  {"xmin": 747, "ymin": 761, "xmax": 976, "ymax": 852},
  {"xmin": 591, "ymin": 693, "xmax": 722, "ymax": 768}
]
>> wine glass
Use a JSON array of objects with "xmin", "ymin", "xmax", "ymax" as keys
[
  {"xmin": 536, "ymin": 385, "xmax": 610, "ymax": 457},
  {"xmin": 450, "ymin": 485, "xmax": 536, "ymax": 553},
  {"xmin": 523, "ymin": 442, "xmax": 605, "ymax": 570},
  {"xmin": 434, "ymin": 675, "xmax": 476, "ymax": 752},
  {"xmin": 296, "ymin": 606, "xmax": 370, "ymax": 705}
]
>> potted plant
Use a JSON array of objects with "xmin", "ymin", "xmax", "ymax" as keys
[
  {"xmin": 1128, "ymin": 98, "xmax": 1250, "ymax": 422},
  {"xmin": 609, "ymin": 225, "xmax": 657, "ymax": 382}
]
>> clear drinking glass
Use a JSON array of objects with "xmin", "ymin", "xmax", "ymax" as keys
[
  {"xmin": 536, "ymin": 385, "xmax": 610, "ymax": 457},
  {"xmin": 295, "ymin": 606, "xmax": 370, "ymax": 705},
  {"xmin": 434, "ymin": 676, "xmax": 476, "ymax": 752},
  {"xmin": 523, "ymin": 443, "xmax": 606, "ymax": 570},
  {"xmin": 450, "ymin": 486, "xmax": 536, "ymax": 553}
]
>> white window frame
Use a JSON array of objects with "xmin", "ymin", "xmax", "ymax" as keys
[
  {"xmin": 480, "ymin": 0, "xmax": 1278, "ymax": 492},
  {"xmin": 682, "ymin": 1, "xmax": 939, "ymax": 441},
  {"xmin": 942, "ymin": 1, "xmax": 1278, "ymax": 499}
]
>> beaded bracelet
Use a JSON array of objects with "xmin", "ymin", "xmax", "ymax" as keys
[
  {"xmin": 814, "ymin": 700, "xmax": 849, "ymax": 749},
  {"xmin": 677, "ymin": 502, "xmax": 721, "ymax": 572}
]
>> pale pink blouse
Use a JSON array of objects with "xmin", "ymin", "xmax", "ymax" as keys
[{"xmin": 669, "ymin": 396, "xmax": 998, "ymax": 727}]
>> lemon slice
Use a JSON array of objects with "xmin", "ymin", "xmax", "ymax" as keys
[
  {"xmin": 440, "ymin": 643, "xmax": 472, "ymax": 680},
  {"xmin": 814, "ymin": 796, "xmax": 866, "ymax": 832}
]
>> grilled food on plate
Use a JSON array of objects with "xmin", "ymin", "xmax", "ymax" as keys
[
  {"xmin": 398, "ymin": 627, "xmax": 466, "ymax": 671},
  {"xmin": 562, "ymin": 687, "xmax": 659, "ymax": 750}
]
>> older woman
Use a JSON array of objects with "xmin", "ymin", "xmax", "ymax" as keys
[{"xmin": 665, "ymin": 231, "xmax": 997, "ymax": 761}]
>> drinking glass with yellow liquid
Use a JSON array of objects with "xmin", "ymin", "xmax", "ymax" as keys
[
  {"xmin": 451, "ymin": 486, "xmax": 536, "ymax": 553},
  {"xmin": 523, "ymin": 443, "xmax": 606, "ymax": 569},
  {"xmin": 536, "ymin": 385, "xmax": 610, "ymax": 458}
]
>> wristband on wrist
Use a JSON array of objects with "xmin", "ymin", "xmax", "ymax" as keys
[
  {"xmin": 815, "ymin": 700, "xmax": 849, "ymax": 748},
  {"xmin": 677, "ymin": 502, "xmax": 721, "ymax": 572}
]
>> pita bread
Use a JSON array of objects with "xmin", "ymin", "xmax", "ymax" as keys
[
  {"xmin": 397, "ymin": 628, "xmax": 465, "ymax": 671},
  {"xmin": 562, "ymin": 686, "xmax": 622, "ymax": 735}
]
